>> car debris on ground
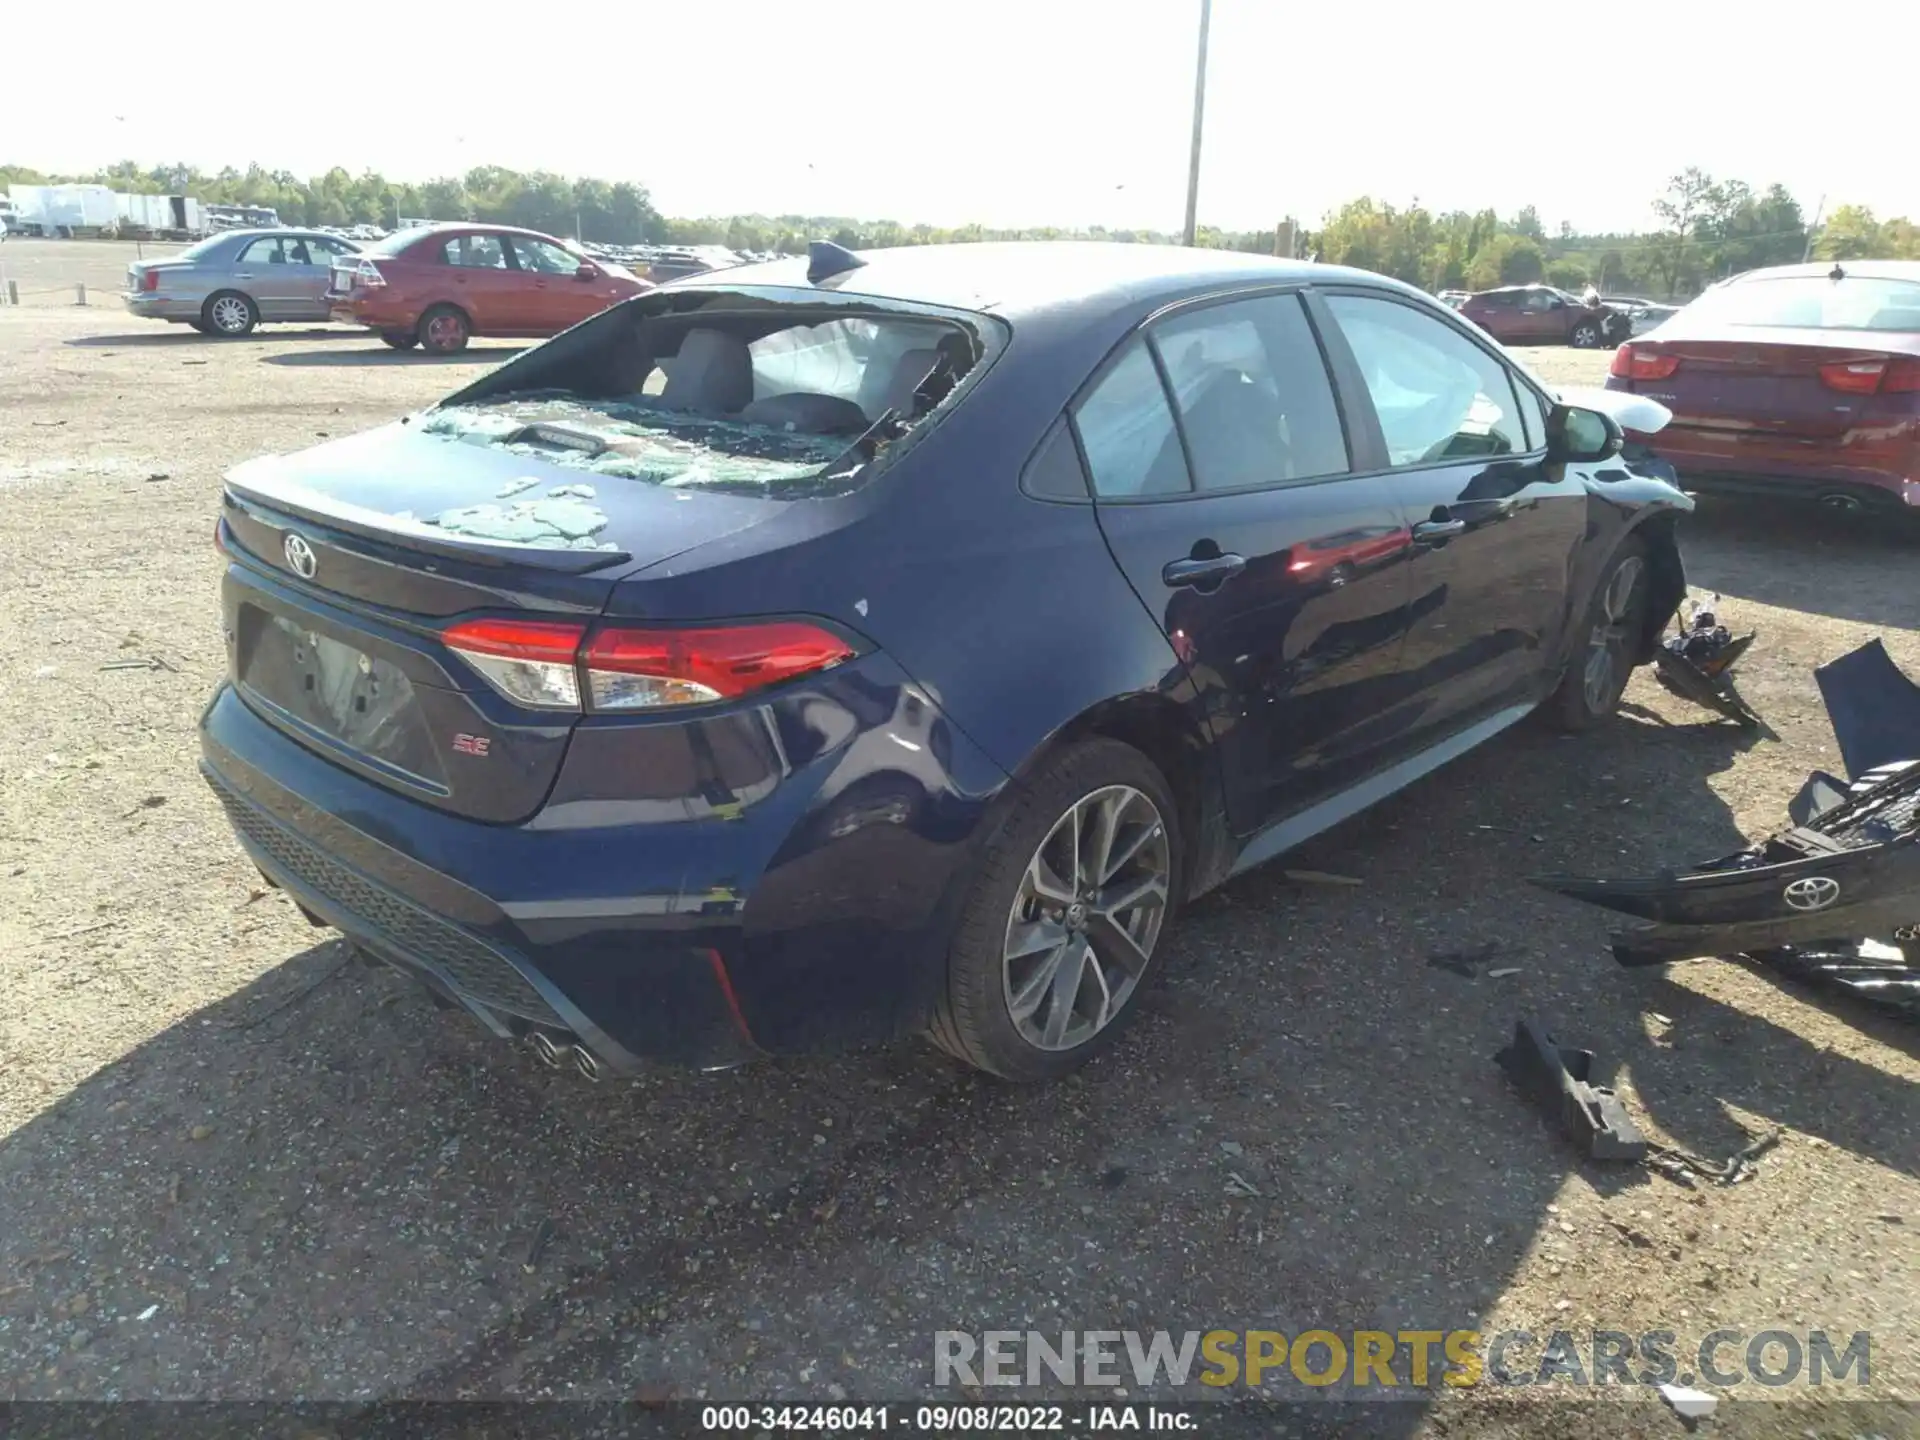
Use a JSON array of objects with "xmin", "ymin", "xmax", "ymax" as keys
[
  {"xmin": 1535, "ymin": 637, "xmax": 1920, "ymax": 1014},
  {"xmin": 1494, "ymin": 1020, "xmax": 1648, "ymax": 1161},
  {"xmin": 1653, "ymin": 594, "xmax": 1760, "ymax": 726}
]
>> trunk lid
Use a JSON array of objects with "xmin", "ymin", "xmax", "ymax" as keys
[
  {"xmin": 220, "ymin": 416, "xmax": 791, "ymax": 823},
  {"xmin": 1633, "ymin": 329, "xmax": 1915, "ymax": 440}
]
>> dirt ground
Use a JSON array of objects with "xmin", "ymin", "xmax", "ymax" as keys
[{"xmin": 0, "ymin": 241, "xmax": 1915, "ymax": 1435}]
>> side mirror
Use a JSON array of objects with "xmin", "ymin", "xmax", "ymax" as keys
[
  {"xmin": 1548, "ymin": 404, "xmax": 1624, "ymax": 463},
  {"xmin": 575, "ymin": 262, "xmax": 601, "ymax": 280}
]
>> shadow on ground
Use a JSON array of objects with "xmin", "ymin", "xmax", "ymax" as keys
[
  {"xmin": 1684, "ymin": 496, "xmax": 1920, "ymax": 631},
  {"xmin": 65, "ymin": 330, "xmax": 366, "ymax": 349},
  {"xmin": 261, "ymin": 347, "xmax": 526, "ymax": 369},
  {"xmin": 0, "ymin": 705, "xmax": 1910, "ymax": 1426}
]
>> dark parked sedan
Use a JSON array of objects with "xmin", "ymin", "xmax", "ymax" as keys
[
  {"xmin": 201, "ymin": 241, "xmax": 1691, "ymax": 1081},
  {"xmin": 1460, "ymin": 285, "xmax": 1631, "ymax": 349},
  {"xmin": 1605, "ymin": 260, "xmax": 1920, "ymax": 516}
]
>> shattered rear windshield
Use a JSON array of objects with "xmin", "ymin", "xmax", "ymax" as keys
[{"xmin": 421, "ymin": 309, "xmax": 979, "ymax": 500}]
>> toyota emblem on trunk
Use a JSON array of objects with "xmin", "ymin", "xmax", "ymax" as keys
[
  {"xmin": 1783, "ymin": 876, "xmax": 1841, "ymax": 912},
  {"xmin": 283, "ymin": 533, "xmax": 318, "ymax": 580}
]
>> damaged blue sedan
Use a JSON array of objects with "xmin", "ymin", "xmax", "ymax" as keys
[{"xmin": 201, "ymin": 241, "xmax": 1692, "ymax": 1081}]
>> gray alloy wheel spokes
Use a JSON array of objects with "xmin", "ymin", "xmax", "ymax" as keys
[
  {"xmin": 210, "ymin": 296, "xmax": 251, "ymax": 334},
  {"xmin": 1583, "ymin": 554, "xmax": 1646, "ymax": 712},
  {"xmin": 1002, "ymin": 784, "xmax": 1171, "ymax": 1052}
]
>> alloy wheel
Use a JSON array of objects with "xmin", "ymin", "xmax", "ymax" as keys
[
  {"xmin": 1571, "ymin": 323, "xmax": 1598, "ymax": 347},
  {"xmin": 1002, "ymin": 784, "xmax": 1171, "ymax": 1052},
  {"xmin": 210, "ymin": 296, "xmax": 251, "ymax": 334},
  {"xmin": 1583, "ymin": 555, "xmax": 1646, "ymax": 713},
  {"xmin": 426, "ymin": 312, "xmax": 465, "ymax": 351}
]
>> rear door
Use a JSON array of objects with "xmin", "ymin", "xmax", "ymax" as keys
[
  {"xmin": 274, "ymin": 234, "xmax": 338, "ymax": 319},
  {"xmin": 436, "ymin": 232, "xmax": 520, "ymax": 333},
  {"xmin": 1314, "ymin": 288, "xmax": 1587, "ymax": 733},
  {"xmin": 1514, "ymin": 288, "xmax": 1566, "ymax": 343},
  {"xmin": 1080, "ymin": 291, "xmax": 1421, "ymax": 837},
  {"xmin": 232, "ymin": 235, "xmax": 304, "ymax": 319}
]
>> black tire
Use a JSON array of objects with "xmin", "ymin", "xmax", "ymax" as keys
[
  {"xmin": 417, "ymin": 304, "xmax": 470, "ymax": 355},
  {"xmin": 379, "ymin": 331, "xmax": 420, "ymax": 350},
  {"xmin": 930, "ymin": 738, "xmax": 1182, "ymax": 1081},
  {"xmin": 201, "ymin": 290, "xmax": 258, "ymax": 337},
  {"xmin": 1547, "ymin": 536, "xmax": 1652, "ymax": 731},
  {"xmin": 1568, "ymin": 319, "xmax": 1602, "ymax": 349}
]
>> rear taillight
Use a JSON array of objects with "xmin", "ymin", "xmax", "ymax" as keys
[
  {"xmin": 582, "ymin": 623, "xmax": 857, "ymax": 710},
  {"xmin": 442, "ymin": 618, "xmax": 856, "ymax": 713},
  {"xmin": 351, "ymin": 259, "xmax": 386, "ymax": 288},
  {"xmin": 1819, "ymin": 356, "xmax": 1920, "ymax": 395},
  {"xmin": 141, "ymin": 268, "xmax": 160, "ymax": 292},
  {"xmin": 1610, "ymin": 344, "xmax": 1679, "ymax": 381},
  {"xmin": 443, "ymin": 619, "xmax": 588, "ymax": 710}
]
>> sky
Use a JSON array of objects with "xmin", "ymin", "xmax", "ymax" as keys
[{"xmin": 7, "ymin": 0, "xmax": 1915, "ymax": 235}]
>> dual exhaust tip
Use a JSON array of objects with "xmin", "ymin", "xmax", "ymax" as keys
[{"xmin": 527, "ymin": 1029, "xmax": 601, "ymax": 1082}]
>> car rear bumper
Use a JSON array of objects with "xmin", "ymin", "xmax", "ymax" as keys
[
  {"xmin": 330, "ymin": 296, "xmax": 417, "ymax": 331},
  {"xmin": 197, "ymin": 663, "xmax": 1008, "ymax": 1070},
  {"xmin": 1643, "ymin": 434, "xmax": 1917, "ymax": 508},
  {"xmin": 122, "ymin": 292, "xmax": 198, "ymax": 321}
]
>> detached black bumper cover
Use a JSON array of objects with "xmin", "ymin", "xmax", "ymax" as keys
[{"xmin": 1532, "ymin": 639, "xmax": 1920, "ymax": 1013}]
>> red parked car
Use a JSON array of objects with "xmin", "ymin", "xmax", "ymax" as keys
[
  {"xmin": 1459, "ymin": 285, "xmax": 1629, "ymax": 349},
  {"xmin": 1605, "ymin": 261, "xmax": 1920, "ymax": 517},
  {"xmin": 328, "ymin": 224, "xmax": 650, "ymax": 354}
]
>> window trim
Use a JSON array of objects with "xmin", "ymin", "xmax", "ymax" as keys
[
  {"xmin": 1307, "ymin": 283, "xmax": 1553, "ymax": 482},
  {"xmin": 1063, "ymin": 284, "xmax": 1369, "ymax": 506}
]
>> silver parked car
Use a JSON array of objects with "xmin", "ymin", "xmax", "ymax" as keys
[{"xmin": 123, "ymin": 228, "xmax": 364, "ymax": 336}]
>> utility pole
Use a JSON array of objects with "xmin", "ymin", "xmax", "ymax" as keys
[
  {"xmin": 1181, "ymin": 0, "xmax": 1212, "ymax": 247},
  {"xmin": 1802, "ymin": 193, "xmax": 1825, "ymax": 263}
]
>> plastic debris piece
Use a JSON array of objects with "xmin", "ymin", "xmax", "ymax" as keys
[
  {"xmin": 1657, "ymin": 1383, "xmax": 1718, "ymax": 1423},
  {"xmin": 1654, "ymin": 594, "xmax": 1759, "ymax": 726},
  {"xmin": 1494, "ymin": 1019, "xmax": 1647, "ymax": 1162}
]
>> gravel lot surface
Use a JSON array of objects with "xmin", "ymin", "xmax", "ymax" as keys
[{"xmin": 1, "ymin": 242, "xmax": 1915, "ymax": 1436}]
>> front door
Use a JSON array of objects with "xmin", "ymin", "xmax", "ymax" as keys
[
  {"xmin": 504, "ymin": 234, "xmax": 622, "ymax": 333},
  {"xmin": 1077, "ymin": 291, "xmax": 1422, "ymax": 838},
  {"xmin": 1314, "ymin": 289, "xmax": 1588, "ymax": 735}
]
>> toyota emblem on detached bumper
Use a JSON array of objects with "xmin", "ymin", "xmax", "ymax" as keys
[
  {"xmin": 1783, "ymin": 875, "xmax": 1841, "ymax": 912},
  {"xmin": 283, "ymin": 533, "xmax": 318, "ymax": 580}
]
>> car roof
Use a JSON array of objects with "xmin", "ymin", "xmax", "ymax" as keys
[
  {"xmin": 1723, "ymin": 259, "xmax": 1920, "ymax": 284},
  {"xmin": 392, "ymin": 221, "xmax": 572, "ymax": 242},
  {"xmin": 700, "ymin": 241, "xmax": 1392, "ymax": 320}
]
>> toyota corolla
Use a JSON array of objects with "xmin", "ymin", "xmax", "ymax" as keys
[{"xmin": 202, "ymin": 241, "xmax": 1691, "ymax": 1082}]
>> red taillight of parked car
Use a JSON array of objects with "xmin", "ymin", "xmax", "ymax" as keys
[
  {"xmin": 1818, "ymin": 356, "xmax": 1920, "ymax": 395},
  {"xmin": 443, "ymin": 618, "xmax": 856, "ymax": 713},
  {"xmin": 141, "ymin": 269, "xmax": 160, "ymax": 292},
  {"xmin": 348, "ymin": 259, "xmax": 387, "ymax": 289},
  {"xmin": 1609, "ymin": 344, "xmax": 1680, "ymax": 382}
]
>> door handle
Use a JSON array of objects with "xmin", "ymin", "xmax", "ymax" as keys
[
  {"xmin": 232, "ymin": 272, "xmax": 253, "ymax": 279},
  {"xmin": 1412, "ymin": 518, "xmax": 1467, "ymax": 545},
  {"xmin": 1162, "ymin": 553, "xmax": 1247, "ymax": 588}
]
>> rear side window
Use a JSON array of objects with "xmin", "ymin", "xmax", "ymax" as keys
[
  {"xmin": 443, "ymin": 235, "xmax": 508, "ymax": 269},
  {"xmin": 1072, "ymin": 340, "xmax": 1191, "ymax": 498},
  {"xmin": 238, "ymin": 236, "xmax": 286, "ymax": 265},
  {"xmin": 1150, "ymin": 294, "xmax": 1349, "ymax": 490},
  {"xmin": 1324, "ymin": 293, "xmax": 1528, "ymax": 466},
  {"xmin": 1075, "ymin": 341, "xmax": 1190, "ymax": 499}
]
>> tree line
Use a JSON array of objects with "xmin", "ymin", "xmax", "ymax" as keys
[{"xmin": 3, "ymin": 160, "xmax": 1914, "ymax": 299}]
